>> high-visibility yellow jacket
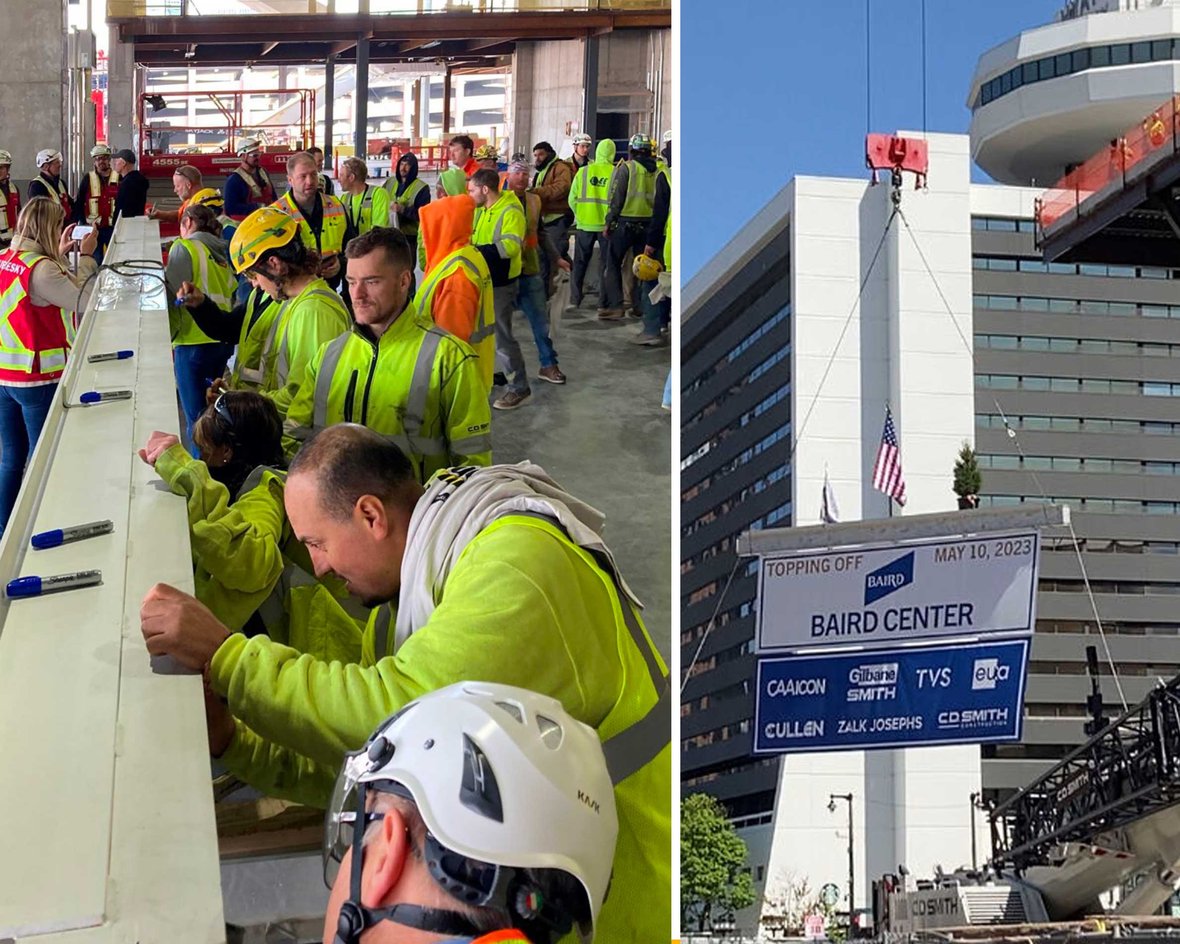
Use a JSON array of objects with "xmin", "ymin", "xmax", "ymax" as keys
[
  {"xmin": 272, "ymin": 190, "xmax": 347, "ymax": 262},
  {"xmin": 154, "ymin": 445, "xmax": 365, "ymax": 661},
  {"xmin": 282, "ymin": 298, "xmax": 491, "ymax": 479},
  {"xmin": 341, "ymin": 184, "xmax": 390, "ymax": 237},
  {"xmin": 239, "ymin": 277, "xmax": 350, "ymax": 416},
  {"xmin": 568, "ymin": 140, "xmax": 616, "ymax": 233},
  {"xmin": 166, "ymin": 235, "xmax": 236, "ymax": 346},
  {"xmin": 471, "ymin": 189, "xmax": 526, "ymax": 281},
  {"xmin": 210, "ymin": 513, "xmax": 671, "ymax": 944}
]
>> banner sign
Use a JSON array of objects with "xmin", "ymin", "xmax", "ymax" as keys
[
  {"xmin": 753, "ymin": 639, "xmax": 1029, "ymax": 754},
  {"xmin": 755, "ymin": 530, "xmax": 1039, "ymax": 653}
]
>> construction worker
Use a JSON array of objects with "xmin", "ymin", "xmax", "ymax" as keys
[
  {"xmin": 273, "ymin": 151, "xmax": 347, "ymax": 286},
  {"xmin": 530, "ymin": 141, "xmax": 574, "ymax": 296},
  {"xmin": 0, "ymin": 197, "xmax": 98, "ymax": 533},
  {"xmin": 570, "ymin": 131, "xmax": 593, "ymax": 171},
  {"xmin": 187, "ymin": 188, "xmax": 236, "ymax": 241},
  {"xmin": 600, "ymin": 133, "xmax": 657, "ymax": 321},
  {"xmin": 137, "ymin": 392, "xmax": 364, "ymax": 662},
  {"xmin": 28, "ymin": 150, "xmax": 71, "ymax": 219},
  {"xmin": 468, "ymin": 169, "xmax": 529, "ymax": 408},
  {"xmin": 72, "ymin": 144, "xmax": 120, "ymax": 261},
  {"xmin": 165, "ymin": 204, "xmax": 237, "ymax": 448},
  {"xmin": 315, "ymin": 682, "xmax": 618, "ymax": 944},
  {"xmin": 385, "ymin": 152, "xmax": 430, "ymax": 245},
  {"xmin": 112, "ymin": 149, "xmax": 149, "ymax": 219},
  {"xmin": 150, "ymin": 165, "xmax": 202, "ymax": 224},
  {"xmin": 138, "ymin": 430, "xmax": 672, "ymax": 944},
  {"xmin": 282, "ymin": 228, "xmax": 490, "ymax": 476},
  {"xmin": 505, "ymin": 160, "xmax": 565, "ymax": 388},
  {"xmin": 225, "ymin": 138, "xmax": 277, "ymax": 221},
  {"xmin": 632, "ymin": 131, "xmax": 671, "ymax": 347},
  {"xmin": 448, "ymin": 134, "xmax": 479, "ymax": 177},
  {"xmin": 0, "ymin": 151, "xmax": 19, "ymax": 249},
  {"xmin": 415, "ymin": 193, "xmax": 495, "ymax": 389},
  {"xmin": 338, "ymin": 157, "xmax": 389, "ymax": 240},
  {"xmin": 474, "ymin": 143, "xmax": 500, "ymax": 172},
  {"xmin": 307, "ymin": 146, "xmax": 335, "ymax": 196},
  {"xmin": 567, "ymin": 137, "xmax": 615, "ymax": 309},
  {"xmin": 180, "ymin": 205, "xmax": 350, "ymax": 410}
]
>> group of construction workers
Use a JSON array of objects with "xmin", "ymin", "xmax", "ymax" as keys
[{"xmin": 0, "ymin": 128, "xmax": 672, "ymax": 942}]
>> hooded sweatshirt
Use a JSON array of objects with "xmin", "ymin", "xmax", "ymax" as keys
[
  {"xmin": 385, "ymin": 152, "xmax": 431, "ymax": 229},
  {"xmin": 416, "ymin": 168, "xmax": 471, "ymax": 270},
  {"xmin": 417, "ymin": 194, "xmax": 495, "ymax": 389},
  {"xmin": 568, "ymin": 139, "xmax": 616, "ymax": 234}
]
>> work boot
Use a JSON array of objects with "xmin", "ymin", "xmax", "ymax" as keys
[
  {"xmin": 597, "ymin": 308, "xmax": 624, "ymax": 321},
  {"xmin": 539, "ymin": 365, "xmax": 567, "ymax": 384},
  {"xmin": 630, "ymin": 332, "xmax": 667, "ymax": 347},
  {"xmin": 493, "ymin": 388, "xmax": 532, "ymax": 410}
]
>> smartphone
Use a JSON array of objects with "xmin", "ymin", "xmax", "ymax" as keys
[{"xmin": 72, "ymin": 225, "xmax": 95, "ymax": 239}]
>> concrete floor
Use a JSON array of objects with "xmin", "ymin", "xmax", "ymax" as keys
[{"xmin": 489, "ymin": 296, "xmax": 672, "ymax": 662}]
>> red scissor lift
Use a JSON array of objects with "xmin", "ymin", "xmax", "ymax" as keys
[{"xmin": 137, "ymin": 87, "xmax": 317, "ymax": 181}]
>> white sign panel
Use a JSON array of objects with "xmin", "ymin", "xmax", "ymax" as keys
[{"xmin": 756, "ymin": 530, "xmax": 1039, "ymax": 653}]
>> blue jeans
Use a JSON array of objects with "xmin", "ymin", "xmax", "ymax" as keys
[
  {"xmin": 515, "ymin": 274, "xmax": 558, "ymax": 369},
  {"xmin": 640, "ymin": 280, "xmax": 671, "ymax": 337},
  {"xmin": 174, "ymin": 342, "xmax": 232, "ymax": 452},
  {"xmin": 0, "ymin": 382, "xmax": 58, "ymax": 534}
]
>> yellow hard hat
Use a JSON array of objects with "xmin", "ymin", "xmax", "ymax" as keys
[
  {"xmin": 229, "ymin": 206, "xmax": 298, "ymax": 274},
  {"xmin": 632, "ymin": 253, "xmax": 663, "ymax": 281},
  {"xmin": 474, "ymin": 144, "xmax": 499, "ymax": 161},
  {"xmin": 190, "ymin": 187, "xmax": 224, "ymax": 210}
]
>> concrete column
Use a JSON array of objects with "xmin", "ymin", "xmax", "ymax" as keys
[
  {"xmin": 0, "ymin": 0, "xmax": 67, "ymax": 187},
  {"xmin": 418, "ymin": 77, "xmax": 430, "ymax": 139},
  {"xmin": 324, "ymin": 55, "xmax": 335, "ymax": 160},
  {"xmin": 107, "ymin": 28, "xmax": 136, "ymax": 155},
  {"xmin": 582, "ymin": 35, "xmax": 599, "ymax": 139},
  {"xmin": 354, "ymin": 36, "xmax": 369, "ymax": 158}
]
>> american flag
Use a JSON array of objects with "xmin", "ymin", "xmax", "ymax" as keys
[{"xmin": 872, "ymin": 406, "xmax": 907, "ymax": 506}]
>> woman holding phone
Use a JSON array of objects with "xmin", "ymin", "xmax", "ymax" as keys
[{"xmin": 0, "ymin": 196, "xmax": 98, "ymax": 533}]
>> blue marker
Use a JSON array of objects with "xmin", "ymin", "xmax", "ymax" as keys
[
  {"xmin": 87, "ymin": 350, "xmax": 134, "ymax": 363},
  {"xmin": 7, "ymin": 570, "xmax": 103, "ymax": 598},
  {"xmin": 31, "ymin": 519, "xmax": 114, "ymax": 550},
  {"xmin": 79, "ymin": 390, "xmax": 133, "ymax": 405}
]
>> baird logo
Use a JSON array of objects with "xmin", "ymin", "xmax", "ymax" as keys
[{"xmin": 864, "ymin": 552, "xmax": 914, "ymax": 605}]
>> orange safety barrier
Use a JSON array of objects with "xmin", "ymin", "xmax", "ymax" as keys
[{"xmin": 1038, "ymin": 95, "xmax": 1180, "ymax": 233}]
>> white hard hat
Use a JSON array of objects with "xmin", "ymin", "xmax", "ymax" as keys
[
  {"xmin": 236, "ymin": 137, "xmax": 262, "ymax": 156},
  {"xmin": 90, "ymin": 144, "xmax": 112, "ymax": 158},
  {"xmin": 35, "ymin": 149, "xmax": 62, "ymax": 167},
  {"xmin": 662, "ymin": 130, "xmax": 673, "ymax": 143},
  {"xmin": 325, "ymin": 681, "xmax": 617, "ymax": 943},
  {"xmin": 573, "ymin": 133, "xmax": 592, "ymax": 146},
  {"xmin": 0, "ymin": 150, "xmax": 11, "ymax": 166}
]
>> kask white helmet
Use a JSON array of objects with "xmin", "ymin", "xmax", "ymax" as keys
[
  {"xmin": 90, "ymin": 144, "xmax": 112, "ymax": 158},
  {"xmin": 573, "ymin": 133, "xmax": 592, "ymax": 146},
  {"xmin": 35, "ymin": 149, "xmax": 62, "ymax": 167},
  {"xmin": 325, "ymin": 681, "xmax": 617, "ymax": 944},
  {"xmin": 0, "ymin": 150, "xmax": 11, "ymax": 166},
  {"xmin": 236, "ymin": 137, "xmax": 262, "ymax": 156}
]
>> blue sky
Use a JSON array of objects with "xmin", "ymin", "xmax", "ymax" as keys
[{"xmin": 680, "ymin": 0, "xmax": 1064, "ymax": 278}]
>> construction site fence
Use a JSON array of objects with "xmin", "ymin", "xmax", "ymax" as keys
[
  {"xmin": 1039, "ymin": 94, "xmax": 1180, "ymax": 232},
  {"xmin": 108, "ymin": 0, "xmax": 669, "ymax": 16}
]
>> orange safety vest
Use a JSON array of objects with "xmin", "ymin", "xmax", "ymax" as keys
[
  {"xmin": 0, "ymin": 249, "xmax": 76, "ymax": 384},
  {"xmin": 85, "ymin": 170, "xmax": 120, "ymax": 227}
]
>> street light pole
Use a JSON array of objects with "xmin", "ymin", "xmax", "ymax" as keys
[
  {"xmin": 970, "ymin": 791, "xmax": 981, "ymax": 870},
  {"xmin": 829, "ymin": 793, "xmax": 855, "ymax": 933}
]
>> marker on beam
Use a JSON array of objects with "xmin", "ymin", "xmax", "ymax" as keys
[
  {"xmin": 31, "ymin": 519, "xmax": 114, "ymax": 550},
  {"xmin": 6, "ymin": 570, "xmax": 103, "ymax": 598},
  {"xmin": 87, "ymin": 350, "xmax": 134, "ymax": 363},
  {"xmin": 79, "ymin": 390, "xmax": 133, "ymax": 405}
]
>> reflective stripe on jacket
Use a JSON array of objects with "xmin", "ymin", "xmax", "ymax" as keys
[
  {"xmin": 282, "ymin": 297, "xmax": 491, "ymax": 479},
  {"xmin": 86, "ymin": 170, "xmax": 120, "ymax": 226},
  {"xmin": 471, "ymin": 190, "xmax": 525, "ymax": 281}
]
